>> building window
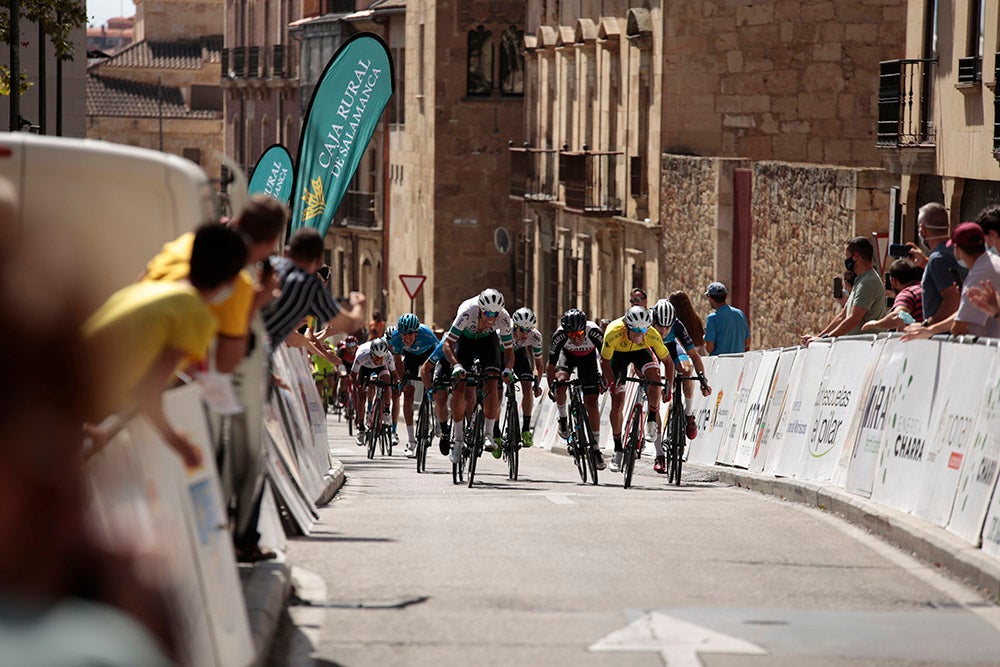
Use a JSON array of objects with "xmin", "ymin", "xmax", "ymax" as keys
[
  {"xmin": 499, "ymin": 26, "xmax": 524, "ymax": 95},
  {"xmin": 467, "ymin": 25, "xmax": 494, "ymax": 96},
  {"xmin": 389, "ymin": 46, "xmax": 405, "ymax": 126},
  {"xmin": 182, "ymin": 148, "xmax": 201, "ymax": 165}
]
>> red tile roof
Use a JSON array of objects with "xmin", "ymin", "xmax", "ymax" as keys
[
  {"xmin": 86, "ymin": 74, "xmax": 222, "ymax": 119},
  {"xmin": 96, "ymin": 36, "xmax": 222, "ymax": 70}
]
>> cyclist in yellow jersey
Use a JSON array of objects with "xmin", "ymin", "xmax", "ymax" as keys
[{"xmin": 600, "ymin": 305, "xmax": 674, "ymax": 472}]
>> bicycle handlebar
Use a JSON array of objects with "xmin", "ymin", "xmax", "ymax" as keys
[{"xmin": 622, "ymin": 376, "xmax": 669, "ymax": 388}]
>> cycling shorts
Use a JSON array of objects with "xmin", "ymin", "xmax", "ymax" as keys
[
  {"xmin": 610, "ymin": 349, "xmax": 659, "ymax": 385},
  {"xmin": 432, "ymin": 358, "xmax": 453, "ymax": 390},
  {"xmin": 313, "ymin": 355, "xmax": 335, "ymax": 376},
  {"xmin": 454, "ymin": 331, "xmax": 502, "ymax": 373},
  {"xmin": 402, "ymin": 348, "xmax": 434, "ymax": 382},
  {"xmin": 555, "ymin": 350, "xmax": 601, "ymax": 396},
  {"xmin": 513, "ymin": 348, "xmax": 536, "ymax": 381}
]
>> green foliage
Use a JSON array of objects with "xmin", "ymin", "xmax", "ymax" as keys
[
  {"xmin": 0, "ymin": 66, "xmax": 33, "ymax": 95},
  {"xmin": 0, "ymin": 0, "xmax": 87, "ymax": 62}
]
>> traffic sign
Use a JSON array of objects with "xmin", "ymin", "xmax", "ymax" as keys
[{"xmin": 399, "ymin": 274, "xmax": 426, "ymax": 300}]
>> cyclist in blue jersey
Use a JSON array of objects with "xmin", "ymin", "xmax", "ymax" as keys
[{"xmin": 388, "ymin": 313, "xmax": 441, "ymax": 457}]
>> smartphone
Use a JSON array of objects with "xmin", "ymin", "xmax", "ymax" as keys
[
  {"xmin": 884, "ymin": 272, "xmax": 893, "ymax": 291},
  {"xmin": 832, "ymin": 277, "xmax": 843, "ymax": 299},
  {"xmin": 888, "ymin": 243, "xmax": 911, "ymax": 258}
]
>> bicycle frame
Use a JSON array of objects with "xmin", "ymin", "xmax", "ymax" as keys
[
  {"xmin": 455, "ymin": 363, "xmax": 501, "ymax": 488},
  {"xmin": 620, "ymin": 376, "xmax": 668, "ymax": 489},
  {"xmin": 665, "ymin": 373, "xmax": 699, "ymax": 486},
  {"xmin": 553, "ymin": 378, "xmax": 599, "ymax": 486}
]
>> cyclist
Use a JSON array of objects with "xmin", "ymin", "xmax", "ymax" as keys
[
  {"xmin": 334, "ymin": 335, "xmax": 360, "ymax": 425},
  {"xmin": 388, "ymin": 313, "xmax": 440, "ymax": 457},
  {"xmin": 546, "ymin": 308, "xmax": 607, "ymax": 470},
  {"xmin": 420, "ymin": 338, "xmax": 454, "ymax": 456},
  {"xmin": 383, "ymin": 325, "xmax": 402, "ymax": 447},
  {"xmin": 442, "ymin": 288, "xmax": 515, "ymax": 464},
  {"xmin": 510, "ymin": 307, "xmax": 544, "ymax": 448},
  {"xmin": 600, "ymin": 305, "xmax": 673, "ymax": 472},
  {"xmin": 650, "ymin": 299, "xmax": 712, "ymax": 473},
  {"xmin": 351, "ymin": 337, "xmax": 397, "ymax": 445}
]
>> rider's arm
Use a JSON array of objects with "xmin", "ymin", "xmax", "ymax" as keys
[
  {"xmin": 420, "ymin": 360, "xmax": 433, "ymax": 388},
  {"xmin": 442, "ymin": 336, "xmax": 460, "ymax": 366}
]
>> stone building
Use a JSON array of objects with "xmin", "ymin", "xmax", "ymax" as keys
[
  {"xmin": 877, "ymin": 1, "xmax": 1000, "ymax": 241},
  {"xmin": 86, "ymin": 0, "xmax": 224, "ymax": 178}
]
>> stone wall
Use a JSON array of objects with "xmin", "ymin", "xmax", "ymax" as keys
[{"xmin": 750, "ymin": 161, "xmax": 894, "ymax": 349}]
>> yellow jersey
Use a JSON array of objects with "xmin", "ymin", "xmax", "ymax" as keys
[{"xmin": 600, "ymin": 317, "xmax": 670, "ymax": 360}]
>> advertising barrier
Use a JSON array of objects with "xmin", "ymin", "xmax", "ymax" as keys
[
  {"xmin": 774, "ymin": 342, "xmax": 831, "ymax": 478},
  {"xmin": 733, "ymin": 349, "xmax": 781, "ymax": 469},
  {"xmin": 687, "ymin": 355, "xmax": 744, "ymax": 465},
  {"xmin": 763, "ymin": 347, "xmax": 807, "ymax": 475},
  {"xmin": 750, "ymin": 348, "xmax": 798, "ymax": 473},
  {"xmin": 718, "ymin": 351, "xmax": 763, "ymax": 465}
]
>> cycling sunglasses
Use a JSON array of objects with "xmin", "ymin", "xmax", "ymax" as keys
[
  {"xmin": 629, "ymin": 297, "xmax": 644, "ymax": 304},
  {"xmin": 627, "ymin": 325, "xmax": 648, "ymax": 334},
  {"xmin": 569, "ymin": 329, "xmax": 585, "ymax": 337},
  {"xmin": 515, "ymin": 325, "xmax": 533, "ymax": 333},
  {"xmin": 483, "ymin": 310, "xmax": 500, "ymax": 318}
]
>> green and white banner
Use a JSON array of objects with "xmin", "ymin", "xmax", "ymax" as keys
[
  {"xmin": 289, "ymin": 33, "xmax": 394, "ymax": 237},
  {"xmin": 248, "ymin": 144, "xmax": 294, "ymax": 203}
]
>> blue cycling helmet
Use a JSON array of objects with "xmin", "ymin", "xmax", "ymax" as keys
[{"xmin": 397, "ymin": 312, "xmax": 420, "ymax": 334}]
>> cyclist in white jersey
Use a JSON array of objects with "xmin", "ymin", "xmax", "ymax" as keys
[
  {"xmin": 350, "ymin": 338, "xmax": 397, "ymax": 445},
  {"xmin": 442, "ymin": 288, "xmax": 515, "ymax": 464},
  {"xmin": 546, "ymin": 308, "xmax": 607, "ymax": 470},
  {"xmin": 510, "ymin": 307, "xmax": 544, "ymax": 448}
]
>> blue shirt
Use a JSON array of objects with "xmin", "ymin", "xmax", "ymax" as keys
[
  {"xmin": 705, "ymin": 304, "xmax": 750, "ymax": 355},
  {"xmin": 921, "ymin": 241, "xmax": 967, "ymax": 319},
  {"xmin": 387, "ymin": 324, "xmax": 439, "ymax": 355},
  {"xmin": 427, "ymin": 339, "xmax": 447, "ymax": 364}
]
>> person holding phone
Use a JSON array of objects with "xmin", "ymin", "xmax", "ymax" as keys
[
  {"xmin": 833, "ymin": 270, "xmax": 855, "ymax": 309},
  {"xmin": 802, "ymin": 237, "xmax": 886, "ymax": 345}
]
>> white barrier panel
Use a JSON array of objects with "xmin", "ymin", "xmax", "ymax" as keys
[
  {"xmin": 687, "ymin": 356, "xmax": 744, "ymax": 465},
  {"xmin": 264, "ymin": 395, "xmax": 318, "ymax": 535},
  {"xmin": 913, "ymin": 342, "xmax": 996, "ymax": 526},
  {"xmin": 797, "ymin": 337, "xmax": 876, "ymax": 483},
  {"xmin": 683, "ymin": 355, "xmax": 719, "ymax": 460},
  {"xmin": 277, "ymin": 346, "xmax": 332, "ymax": 492},
  {"xmin": 948, "ymin": 351, "xmax": 1000, "ymax": 545},
  {"xmin": 763, "ymin": 348, "xmax": 807, "ymax": 475},
  {"xmin": 717, "ymin": 352, "xmax": 763, "ymax": 465},
  {"xmin": 870, "ymin": 339, "xmax": 940, "ymax": 514},
  {"xmin": 843, "ymin": 337, "xmax": 895, "ymax": 497},
  {"xmin": 257, "ymin": 481, "xmax": 288, "ymax": 552},
  {"xmin": 750, "ymin": 348, "xmax": 798, "ymax": 473},
  {"xmin": 733, "ymin": 349, "xmax": 781, "ymax": 469},
  {"xmin": 772, "ymin": 342, "xmax": 831, "ymax": 477}
]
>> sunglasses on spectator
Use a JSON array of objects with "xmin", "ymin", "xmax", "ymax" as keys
[
  {"xmin": 627, "ymin": 325, "xmax": 648, "ymax": 334},
  {"xmin": 629, "ymin": 297, "xmax": 644, "ymax": 304},
  {"xmin": 483, "ymin": 310, "xmax": 499, "ymax": 318}
]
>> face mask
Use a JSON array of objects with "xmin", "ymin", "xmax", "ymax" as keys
[
  {"xmin": 210, "ymin": 284, "xmax": 235, "ymax": 304},
  {"xmin": 917, "ymin": 233, "xmax": 930, "ymax": 251},
  {"xmin": 957, "ymin": 258, "xmax": 969, "ymax": 269},
  {"xmin": 988, "ymin": 245, "xmax": 999, "ymax": 257},
  {"xmin": 844, "ymin": 256, "xmax": 856, "ymax": 272}
]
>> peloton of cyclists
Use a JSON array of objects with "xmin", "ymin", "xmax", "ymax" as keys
[
  {"xmin": 546, "ymin": 308, "xmax": 607, "ymax": 471},
  {"xmin": 510, "ymin": 307, "xmax": 544, "ymax": 448},
  {"xmin": 351, "ymin": 337, "xmax": 397, "ymax": 445},
  {"xmin": 387, "ymin": 313, "xmax": 441, "ymax": 457}
]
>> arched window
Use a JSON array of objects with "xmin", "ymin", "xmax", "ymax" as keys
[
  {"xmin": 499, "ymin": 26, "xmax": 524, "ymax": 95},
  {"xmin": 467, "ymin": 25, "xmax": 493, "ymax": 96}
]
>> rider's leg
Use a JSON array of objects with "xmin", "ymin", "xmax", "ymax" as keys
[
  {"xmin": 642, "ymin": 361, "xmax": 664, "ymax": 456},
  {"xmin": 403, "ymin": 381, "xmax": 416, "ymax": 444}
]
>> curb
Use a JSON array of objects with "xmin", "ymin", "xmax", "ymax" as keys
[
  {"xmin": 240, "ymin": 559, "xmax": 291, "ymax": 667},
  {"xmin": 315, "ymin": 459, "xmax": 346, "ymax": 506},
  {"xmin": 544, "ymin": 444, "xmax": 1000, "ymax": 600}
]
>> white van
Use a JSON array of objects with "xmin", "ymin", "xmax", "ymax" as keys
[{"xmin": 0, "ymin": 133, "xmax": 219, "ymax": 300}]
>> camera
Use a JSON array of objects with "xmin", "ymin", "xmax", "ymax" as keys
[{"xmin": 888, "ymin": 243, "xmax": 911, "ymax": 258}]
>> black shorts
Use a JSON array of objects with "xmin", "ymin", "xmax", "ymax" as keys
[
  {"xmin": 609, "ymin": 349, "xmax": 658, "ymax": 384},
  {"xmin": 513, "ymin": 348, "xmax": 536, "ymax": 381},
  {"xmin": 431, "ymin": 359, "xmax": 452, "ymax": 390},
  {"xmin": 555, "ymin": 351, "xmax": 602, "ymax": 396},
  {"xmin": 454, "ymin": 333, "xmax": 502, "ymax": 373},
  {"xmin": 402, "ymin": 348, "xmax": 433, "ymax": 382}
]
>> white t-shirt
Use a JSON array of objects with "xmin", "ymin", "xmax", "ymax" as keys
[{"xmin": 957, "ymin": 252, "xmax": 1000, "ymax": 338}]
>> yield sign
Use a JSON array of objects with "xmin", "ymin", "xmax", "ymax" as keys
[
  {"xmin": 590, "ymin": 612, "xmax": 766, "ymax": 667},
  {"xmin": 399, "ymin": 274, "xmax": 426, "ymax": 299}
]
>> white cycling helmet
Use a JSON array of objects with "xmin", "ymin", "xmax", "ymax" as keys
[
  {"xmin": 477, "ymin": 288, "xmax": 505, "ymax": 312},
  {"xmin": 369, "ymin": 338, "xmax": 390, "ymax": 358},
  {"xmin": 651, "ymin": 299, "xmax": 676, "ymax": 328},
  {"xmin": 623, "ymin": 305, "xmax": 653, "ymax": 330},
  {"xmin": 511, "ymin": 307, "xmax": 537, "ymax": 329}
]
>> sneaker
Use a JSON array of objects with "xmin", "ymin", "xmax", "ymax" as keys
[
  {"xmin": 558, "ymin": 417, "xmax": 569, "ymax": 439},
  {"xmin": 521, "ymin": 431, "xmax": 534, "ymax": 448},
  {"xmin": 653, "ymin": 455, "xmax": 666, "ymax": 474},
  {"xmin": 382, "ymin": 411, "xmax": 392, "ymax": 426},
  {"xmin": 485, "ymin": 434, "xmax": 502, "ymax": 459},
  {"xmin": 438, "ymin": 435, "xmax": 451, "ymax": 456},
  {"xmin": 404, "ymin": 442, "xmax": 416, "ymax": 458},
  {"xmin": 391, "ymin": 431, "xmax": 400, "ymax": 446},
  {"xmin": 434, "ymin": 422, "xmax": 443, "ymax": 437},
  {"xmin": 355, "ymin": 431, "xmax": 365, "ymax": 446},
  {"xmin": 686, "ymin": 415, "xmax": 698, "ymax": 440},
  {"xmin": 449, "ymin": 443, "xmax": 463, "ymax": 464},
  {"xmin": 609, "ymin": 451, "xmax": 623, "ymax": 472},
  {"xmin": 645, "ymin": 420, "xmax": 660, "ymax": 442},
  {"xmin": 592, "ymin": 448, "xmax": 607, "ymax": 471}
]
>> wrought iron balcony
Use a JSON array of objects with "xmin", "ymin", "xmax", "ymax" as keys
[
  {"xmin": 272, "ymin": 44, "xmax": 285, "ymax": 78},
  {"xmin": 338, "ymin": 189, "xmax": 376, "ymax": 227},
  {"xmin": 877, "ymin": 58, "xmax": 936, "ymax": 147},
  {"xmin": 509, "ymin": 143, "xmax": 558, "ymax": 202},
  {"xmin": 958, "ymin": 56, "xmax": 982, "ymax": 85},
  {"xmin": 232, "ymin": 46, "xmax": 246, "ymax": 79},
  {"xmin": 247, "ymin": 46, "xmax": 260, "ymax": 79},
  {"xmin": 559, "ymin": 148, "xmax": 623, "ymax": 215},
  {"xmin": 993, "ymin": 53, "xmax": 1000, "ymax": 156},
  {"xmin": 221, "ymin": 48, "xmax": 229, "ymax": 77}
]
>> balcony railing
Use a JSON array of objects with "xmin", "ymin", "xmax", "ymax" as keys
[
  {"xmin": 877, "ymin": 58, "xmax": 936, "ymax": 147},
  {"xmin": 560, "ymin": 149, "xmax": 623, "ymax": 215},
  {"xmin": 272, "ymin": 44, "xmax": 286, "ymax": 78},
  {"xmin": 958, "ymin": 55, "xmax": 982, "ymax": 84},
  {"xmin": 509, "ymin": 143, "xmax": 558, "ymax": 202},
  {"xmin": 232, "ymin": 46, "xmax": 246, "ymax": 79},
  {"xmin": 221, "ymin": 47, "xmax": 229, "ymax": 77},
  {"xmin": 340, "ymin": 190, "xmax": 376, "ymax": 227},
  {"xmin": 247, "ymin": 46, "xmax": 260, "ymax": 78},
  {"xmin": 993, "ymin": 53, "xmax": 1000, "ymax": 155}
]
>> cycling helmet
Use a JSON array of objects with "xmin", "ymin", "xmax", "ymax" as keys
[
  {"xmin": 369, "ymin": 338, "xmax": 390, "ymax": 357},
  {"xmin": 623, "ymin": 305, "xmax": 653, "ymax": 330},
  {"xmin": 397, "ymin": 312, "xmax": 420, "ymax": 334},
  {"xmin": 477, "ymin": 288, "xmax": 505, "ymax": 312},
  {"xmin": 561, "ymin": 308, "xmax": 587, "ymax": 332},
  {"xmin": 512, "ymin": 307, "xmax": 537, "ymax": 329},
  {"xmin": 651, "ymin": 299, "xmax": 676, "ymax": 328},
  {"xmin": 342, "ymin": 335, "xmax": 358, "ymax": 347}
]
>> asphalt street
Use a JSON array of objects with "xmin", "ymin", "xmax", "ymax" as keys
[{"xmin": 269, "ymin": 417, "xmax": 1000, "ymax": 667}]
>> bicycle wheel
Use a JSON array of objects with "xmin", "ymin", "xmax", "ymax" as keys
[
  {"xmin": 415, "ymin": 397, "xmax": 431, "ymax": 473},
  {"xmin": 622, "ymin": 405, "xmax": 643, "ymax": 489},
  {"xmin": 577, "ymin": 401, "xmax": 599, "ymax": 486},
  {"xmin": 504, "ymin": 396, "xmax": 520, "ymax": 481},
  {"xmin": 346, "ymin": 391, "xmax": 354, "ymax": 436},
  {"xmin": 467, "ymin": 405, "xmax": 484, "ymax": 488},
  {"xmin": 570, "ymin": 411, "xmax": 587, "ymax": 484},
  {"xmin": 669, "ymin": 392, "xmax": 685, "ymax": 486}
]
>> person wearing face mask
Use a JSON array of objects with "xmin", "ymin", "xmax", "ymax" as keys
[
  {"xmin": 803, "ymin": 236, "xmax": 887, "ymax": 345},
  {"xmin": 974, "ymin": 205, "xmax": 1000, "ymax": 256},
  {"xmin": 905, "ymin": 202, "xmax": 966, "ymax": 327},
  {"xmin": 903, "ymin": 221, "xmax": 1000, "ymax": 340}
]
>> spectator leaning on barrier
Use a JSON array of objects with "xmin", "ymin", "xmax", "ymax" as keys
[
  {"xmin": 966, "ymin": 209, "xmax": 1000, "ymax": 322},
  {"xmin": 975, "ymin": 205, "xmax": 1000, "ymax": 256},
  {"xmin": 904, "ymin": 222, "xmax": 1000, "ymax": 340},
  {"xmin": 262, "ymin": 228, "xmax": 366, "ymax": 348},
  {"xmin": 803, "ymin": 237, "xmax": 887, "ymax": 345},
  {"xmin": 704, "ymin": 282, "xmax": 750, "ymax": 355},
  {"xmin": 84, "ymin": 223, "xmax": 248, "ymax": 467},
  {"xmin": 861, "ymin": 259, "xmax": 924, "ymax": 333},
  {"xmin": 907, "ymin": 202, "xmax": 966, "ymax": 327}
]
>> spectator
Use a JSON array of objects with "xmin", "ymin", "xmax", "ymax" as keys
[
  {"xmin": 629, "ymin": 288, "xmax": 648, "ymax": 309},
  {"xmin": 803, "ymin": 237, "xmax": 887, "ymax": 345},
  {"xmin": 368, "ymin": 310, "xmax": 386, "ymax": 340},
  {"xmin": 262, "ymin": 228, "xmax": 366, "ymax": 348},
  {"xmin": 904, "ymin": 222, "xmax": 1000, "ymax": 340},
  {"xmin": 835, "ymin": 270, "xmax": 856, "ymax": 309},
  {"xmin": 907, "ymin": 202, "xmax": 965, "ymax": 326},
  {"xmin": 861, "ymin": 259, "xmax": 924, "ymax": 332},
  {"xmin": 704, "ymin": 282, "xmax": 751, "ymax": 354},
  {"xmin": 975, "ymin": 205, "xmax": 1000, "ymax": 256},
  {"xmin": 966, "ymin": 208, "xmax": 1000, "ymax": 321},
  {"xmin": 669, "ymin": 290, "xmax": 707, "ymax": 356},
  {"xmin": 84, "ymin": 223, "xmax": 248, "ymax": 467}
]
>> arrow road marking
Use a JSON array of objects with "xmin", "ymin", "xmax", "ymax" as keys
[{"xmin": 589, "ymin": 611, "xmax": 767, "ymax": 667}]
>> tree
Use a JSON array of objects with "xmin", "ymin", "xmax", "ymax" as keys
[{"xmin": 0, "ymin": 0, "xmax": 87, "ymax": 96}]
